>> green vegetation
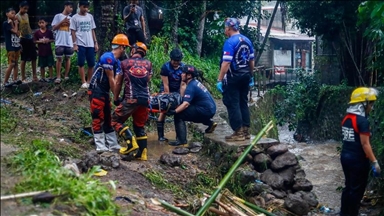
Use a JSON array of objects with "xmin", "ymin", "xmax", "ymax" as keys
[{"xmin": 7, "ymin": 139, "xmax": 120, "ymax": 215}]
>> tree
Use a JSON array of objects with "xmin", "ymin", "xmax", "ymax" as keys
[{"xmin": 287, "ymin": 0, "xmax": 367, "ymax": 86}]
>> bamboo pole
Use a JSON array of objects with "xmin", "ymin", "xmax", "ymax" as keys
[
  {"xmin": 156, "ymin": 199, "xmax": 195, "ymax": 216},
  {"xmin": 1, "ymin": 190, "xmax": 51, "ymax": 201},
  {"xmin": 231, "ymin": 196, "xmax": 275, "ymax": 216},
  {"xmin": 195, "ymin": 120, "xmax": 274, "ymax": 216}
]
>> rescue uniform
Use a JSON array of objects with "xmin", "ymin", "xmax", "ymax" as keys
[
  {"xmin": 88, "ymin": 52, "xmax": 121, "ymax": 152},
  {"xmin": 221, "ymin": 34, "xmax": 254, "ymax": 133},
  {"xmin": 160, "ymin": 61, "xmax": 185, "ymax": 93},
  {"xmin": 111, "ymin": 55, "xmax": 152, "ymax": 160},
  {"xmin": 340, "ymin": 113, "xmax": 371, "ymax": 216},
  {"xmin": 174, "ymin": 79, "xmax": 216, "ymax": 145}
]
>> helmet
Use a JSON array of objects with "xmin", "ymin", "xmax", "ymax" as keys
[
  {"xmin": 349, "ymin": 87, "xmax": 378, "ymax": 104},
  {"xmin": 111, "ymin": 34, "xmax": 129, "ymax": 47},
  {"xmin": 182, "ymin": 65, "xmax": 197, "ymax": 77},
  {"xmin": 170, "ymin": 48, "xmax": 183, "ymax": 61},
  {"xmin": 133, "ymin": 42, "xmax": 147, "ymax": 56}
]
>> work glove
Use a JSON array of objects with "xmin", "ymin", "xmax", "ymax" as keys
[
  {"xmin": 166, "ymin": 109, "xmax": 176, "ymax": 116},
  {"xmin": 249, "ymin": 77, "xmax": 254, "ymax": 87},
  {"xmin": 216, "ymin": 81, "xmax": 223, "ymax": 93},
  {"xmin": 372, "ymin": 161, "xmax": 381, "ymax": 177},
  {"xmin": 114, "ymin": 97, "xmax": 123, "ymax": 106}
]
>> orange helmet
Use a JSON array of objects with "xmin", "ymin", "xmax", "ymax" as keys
[
  {"xmin": 111, "ymin": 34, "xmax": 129, "ymax": 47},
  {"xmin": 135, "ymin": 42, "xmax": 147, "ymax": 54}
]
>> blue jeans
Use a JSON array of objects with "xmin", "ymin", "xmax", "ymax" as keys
[{"xmin": 77, "ymin": 46, "xmax": 95, "ymax": 67}]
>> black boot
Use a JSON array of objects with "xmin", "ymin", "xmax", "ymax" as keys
[
  {"xmin": 134, "ymin": 136, "xmax": 148, "ymax": 161},
  {"xmin": 156, "ymin": 121, "xmax": 168, "ymax": 141},
  {"xmin": 169, "ymin": 117, "xmax": 187, "ymax": 146}
]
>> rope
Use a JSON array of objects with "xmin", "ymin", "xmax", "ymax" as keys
[{"xmin": 147, "ymin": 0, "xmax": 189, "ymax": 11}]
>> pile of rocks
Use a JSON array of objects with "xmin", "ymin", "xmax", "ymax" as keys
[{"xmin": 236, "ymin": 142, "xmax": 318, "ymax": 215}]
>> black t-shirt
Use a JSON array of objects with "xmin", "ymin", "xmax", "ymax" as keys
[
  {"xmin": 160, "ymin": 61, "xmax": 185, "ymax": 92},
  {"xmin": 3, "ymin": 20, "xmax": 21, "ymax": 51},
  {"xmin": 341, "ymin": 114, "xmax": 370, "ymax": 159}
]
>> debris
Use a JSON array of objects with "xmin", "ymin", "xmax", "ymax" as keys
[
  {"xmin": 81, "ymin": 128, "xmax": 93, "ymax": 137},
  {"xmin": 1, "ymin": 190, "xmax": 52, "ymax": 201},
  {"xmin": 63, "ymin": 93, "xmax": 69, "ymax": 98},
  {"xmin": 70, "ymin": 92, "xmax": 77, "ymax": 97},
  {"xmin": 32, "ymin": 192, "xmax": 56, "ymax": 204},
  {"xmin": 115, "ymin": 196, "xmax": 135, "ymax": 203},
  {"xmin": 63, "ymin": 162, "xmax": 81, "ymax": 177},
  {"xmin": 0, "ymin": 98, "xmax": 12, "ymax": 105},
  {"xmin": 93, "ymin": 169, "xmax": 108, "ymax": 177},
  {"xmin": 33, "ymin": 92, "xmax": 42, "ymax": 96}
]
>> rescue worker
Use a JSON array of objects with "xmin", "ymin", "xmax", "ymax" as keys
[
  {"xmin": 217, "ymin": 17, "xmax": 255, "ymax": 141},
  {"xmin": 88, "ymin": 34, "xmax": 129, "ymax": 153},
  {"xmin": 167, "ymin": 65, "xmax": 217, "ymax": 146},
  {"xmin": 111, "ymin": 42, "xmax": 152, "ymax": 161},
  {"xmin": 340, "ymin": 87, "xmax": 381, "ymax": 216},
  {"xmin": 157, "ymin": 48, "xmax": 185, "ymax": 142}
]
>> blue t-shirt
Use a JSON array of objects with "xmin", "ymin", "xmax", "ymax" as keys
[
  {"xmin": 221, "ymin": 34, "xmax": 254, "ymax": 78},
  {"xmin": 89, "ymin": 52, "xmax": 121, "ymax": 93},
  {"xmin": 160, "ymin": 61, "xmax": 185, "ymax": 92},
  {"xmin": 183, "ymin": 79, "xmax": 216, "ymax": 116}
]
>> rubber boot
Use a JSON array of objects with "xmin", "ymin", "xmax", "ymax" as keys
[
  {"xmin": 118, "ymin": 126, "xmax": 139, "ymax": 155},
  {"xmin": 94, "ymin": 133, "xmax": 108, "ymax": 153},
  {"xmin": 134, "ymin": 136, "xmax": 148, "ymax": 161},
  {"xmin": 157, "ymin": 121, "xmax": 168, "ymax": 141},
  {"xmin": 105, "ymin": 131, "xmax": 121, "ymax": 152},
  {"xmin": 169, "ymin": 117, "xmax": 188, "ymax": 146}
]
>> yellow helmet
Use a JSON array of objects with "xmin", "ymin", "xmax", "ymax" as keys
[{"xmin": 349, "ymin": 87, "xmax": 378, "ymax": 104}]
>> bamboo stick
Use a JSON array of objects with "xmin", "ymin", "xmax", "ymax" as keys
[
  {"xmin": 195, "ymin": 120, "xmax": 274, "ymax": 216},
  {"xmin": 231, "ymin": 196, "xmax": 275, "ymax": 216},
  {"xmin": 156, "ymin": 199, "xmax": 195, "ymax": 216}
]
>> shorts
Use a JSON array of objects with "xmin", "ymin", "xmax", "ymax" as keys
[
  {"xmin": 20, "ymin": 38, "xmax": 37, "ymax": 61},
  {"xmin": 7, "ymin": 50, "xmax": 21, "ymax": 65},
  {"xmin": 38, "ymin": 55, "xmax": 55, "ymax": 68},
  {"xmin": 78, "ymin": 46, "xmax": 95, "ymax": 67},
  {"xmin": 55, "ymin": 46, "xmax": 74, "ymax": 58}
]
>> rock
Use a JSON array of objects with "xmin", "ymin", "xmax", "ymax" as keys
[
  {"xmin": 159, "ymin": 153, "xmax": 182, "ymax": 167},
  {"xmin": 253, "ymin": 153, "xmax": 272, "ymax": 172},
  {"xmin": 260, "ymin": 169, "xmax": 285, "ymax": 190},
  {"xmin": 270, "ymin": 151, "xmax": 297, "ymax": 170},
  {"xmin": 235, "ymin": 167, "xmax": 259, "ymax": 185},
  {"xmin": 271, "ymin": 190, "xmax": 287, "ymax": 199},
  {"xmin": 292, "ymin": 178, "xmax": 313, "ymax": 192},
  {"xmin": 99, "ymin": 152, "xmax": 120, "ymax": 168},
  {"xmin": 285, "ymin": 192, "xmax": 310, "ymax": 215},
  {"xmin": 267, "ymin": 144, "xmax": 288, "ymax": 158},
  {"xmin": 261, "ymin": 193, "xmax": 276, "ymax": 202},
  {"xmin": 172, "ymin": 147, "xmax": 190, "ymax": 155},
  {"xmin": 83, "ymin": 151, "xmax": 100, "ymax": 170},
  {"xmin": 250, "ymin": 147, "xmax": 264, "ymax": 156},
  {"xmin": 246, "ymin": 182, "xmax": 273, "ymax": 196},
  {"xmin": 298, "ymin": 191, "xmax": 318, "ymax": 208},
  {"xmin": 278, "ymin": 167, "xmax": 295, "ymax": 187},
  {"xmin": 295, "ymin": 168, "xmax": 306, "ymax": 178},
  {"xmin": 189, "ymin": 147, "xmax": 202, "ymax": 153},
  {"xmin": 256, "ymin": 138, "xmax": 280, "ymax": 149},
  {"xmin": 188, "ymin": 142, "xmax": 203, "ymax": 149}
]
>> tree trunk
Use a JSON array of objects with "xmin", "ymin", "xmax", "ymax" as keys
[
  {"xmin": 255, "ymin": 1, "xmax": 279, "ymax": 66},
  {"xmin": 94, "ymin": 0, "xmax": 117, "ymax": 55},
  {"xmin": 139, "ymin": 0, "xmax": 151, "ymax": 42},
  {"xmin": 172, "ymin": 12, "xmax": 179, "ymax": 46},
  {"xmin": 196, "ymin": 0, "xmax": 207, "ymax": 56}
]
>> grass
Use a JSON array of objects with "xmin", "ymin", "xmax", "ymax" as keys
[{"xmin": 6, "ymin": 139, "xmax": 120, "ymax": 215}]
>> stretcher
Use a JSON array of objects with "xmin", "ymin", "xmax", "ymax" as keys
[{"xmin": 147, "ymin": 92, "xmax": 182, "ymax": 113}]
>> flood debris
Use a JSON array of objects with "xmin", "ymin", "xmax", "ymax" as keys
[
  {"xmin": 115, "ymin": 196, "xmax": 135, "ymax": 203},
  {"xmin": 32, "ymin": 192, "xmax": 56, "ymax": 204}
]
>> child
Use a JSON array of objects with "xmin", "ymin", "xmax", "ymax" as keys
[
  {"xmin": 70, "ymin": 0, "xmax": 98, "ymax": 89},
  {"xmin": 2, "ymin": 8, "xmax": 22, "ymax": 87},
  {"xmin": 16, "ymin": 1, "xmax": 38, "ymax": 82},
  {"xmin": 33, "ymin": 17, "xmax": 55, "ymax": 82}
]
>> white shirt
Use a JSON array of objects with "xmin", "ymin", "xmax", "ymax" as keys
[
  {"xmin": 51, "ymin": 13, "xmax": 73, "ymax": 47},
  {"xmin": 69, "ymin": 13, "xmax": 96, "ymax": 47}
]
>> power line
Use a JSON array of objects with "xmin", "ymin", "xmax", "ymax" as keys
[{"xmin": 148, "ymin": 0, "xmax": 189, "ymax": 11}]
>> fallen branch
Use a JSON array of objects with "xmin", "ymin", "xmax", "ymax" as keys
[{"xmin": 1, "ymin": 190, "xmax": 52, "ymax": 201}]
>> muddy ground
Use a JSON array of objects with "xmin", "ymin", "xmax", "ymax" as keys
[{"xmin": 1, "ymin": 82, "xmax": 383, "ymax": 216}]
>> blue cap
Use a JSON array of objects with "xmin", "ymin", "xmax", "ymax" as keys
[{"xmin": 225, "ymin": 18, "xmax": 240, "ymax": 31}]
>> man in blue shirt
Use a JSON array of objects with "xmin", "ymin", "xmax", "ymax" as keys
[
  {"xmin": 88, "ymin": 34, "xmax": 129, "ymax": 153},
  {"xmin": 216, "ymin": 17, "xmax": 255, "ymax": 141},
  {"xmin": 157, "ymin": 48, "xmax": 185, "ymax": 142},
  {"xmin": 167, "ymin": 65, "xmax": 217, "ymax": 146}
]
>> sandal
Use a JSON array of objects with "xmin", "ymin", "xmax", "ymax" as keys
[
  {"xmin": 54, "ymin": 78, "xmax": 61, "ymax": 84},
  {"xmin": 39, "ymin": 78, "xmax": 48, "ymax": 82},
  {"xmin": 14, "ymin": 80, "xmax": 22, "ymax": 85},
  {"xmin": 64, "ymin": 77, "xmax": 69, "ymax": 81}
]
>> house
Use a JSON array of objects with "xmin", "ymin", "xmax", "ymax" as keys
[{"xmin": 240, "ymin": 1, "xmax": 315, "ymax": 75}]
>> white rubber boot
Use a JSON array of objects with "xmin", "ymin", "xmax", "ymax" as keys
[
  {"xmin": 105, "ymin": 131, "xmax": 121, "ymax": 152},
  {"xmin": 94, "ymin": 133, "xmax": 108, "ymax": 153}
]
